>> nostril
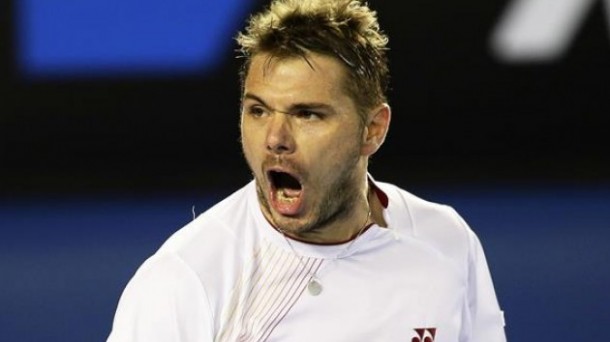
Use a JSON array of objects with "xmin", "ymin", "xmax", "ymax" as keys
[
  {"xmin": 266, "ymin": 130, "xmax": 294, "ymax": 154},
  {"xmin": 265, "ymin": 113, "xmax": 295, "ymax": 153},
  {"xmin": 268, "ymin": 143, "xmax": 290, "ymax": 152}
]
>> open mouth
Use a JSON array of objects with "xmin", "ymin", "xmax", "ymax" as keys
[
  {"xmin": 267, "ymin": 170, "xmax": 304, "ymax": 215},
  {"xmin": 269, "ymin": 170, "xmax": 302, "ymax": 192}
]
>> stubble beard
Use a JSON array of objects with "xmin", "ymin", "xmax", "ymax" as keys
[{"xmin": 253, "ymin": 145, "xmax": 363, "ymax": 237}]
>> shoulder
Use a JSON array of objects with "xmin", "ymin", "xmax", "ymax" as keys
[
  {"xmin": 148, "ymin": 181, "xmax": 261, "ymax": 302},
  {"xmin": 376, "ymin": 181, "xmax": 475, "ymax": 261},
  {"xmin": 376, "ymin": 181, "xmax": 469, "ymax": 231},
  {"xmin": 157, "ymin": 181, "xmax": 258, "ymax": 257},
  {"xmin": 108, "ymin": 253, "xmax": 214, "ymax": 341},
  {"xmin": 120, "ymin": 252, "xmax": 207, "ymax": 302}
]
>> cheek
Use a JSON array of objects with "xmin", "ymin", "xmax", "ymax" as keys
[
  {"xmin": 241, "ymin": 129, "xmax": 267, "ymax": 174},
  {"xmin": 321, "ymin": 128, "xmax": 361, "ymax": 152},
  {"xmin": 241, "ymin": 118, "xmax": 263, "ymax": 148},
  {"xmin": 240, "ymin": 129, "xmax": 256, "ymax": 161},
  {"xmin": 242, "ymin": 137, "xmax": 256, "ymax": 160},
  {"xmin": 304, "ymin": 132, "xmax": 358, "ymax": 168}
]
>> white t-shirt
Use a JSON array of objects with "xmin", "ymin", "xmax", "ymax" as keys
[{"xmin": 108, "ymin": 180, "xmax": 506, "ymax": 342}]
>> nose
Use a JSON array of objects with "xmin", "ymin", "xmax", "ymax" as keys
[{"xmin": 266, "ymin": 112, "xmax": 295, "ymax": 154}]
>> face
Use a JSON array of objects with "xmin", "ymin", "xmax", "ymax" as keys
[{"xmin": 240, "ymin": 53, "xmax": 369, "ymax": 235}]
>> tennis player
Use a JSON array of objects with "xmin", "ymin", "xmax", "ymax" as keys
[{"xmin": 108, "ymin": 1, "xmax": 506, "ymax": 341}]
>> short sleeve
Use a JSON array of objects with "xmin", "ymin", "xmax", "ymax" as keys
[
  {"xmin": 107, "ymin": 253, "xmax": 214, "ymax": 342},
  {"xmin": 461, "ymin": 230, "xmax": 507, "ymax": 342}
]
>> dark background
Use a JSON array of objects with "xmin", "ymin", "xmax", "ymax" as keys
[
  {"xmin": 1, "ymin": 0, "xmax": 609, "ymax": 341},
  {"xmin": 2, "ymin": 0, "xmax": 608, "ymax": 196}
]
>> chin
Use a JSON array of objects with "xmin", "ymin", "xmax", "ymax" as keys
[{"xmin": 272, "ymin": 213, "xmax": 316, "ymax": 235}]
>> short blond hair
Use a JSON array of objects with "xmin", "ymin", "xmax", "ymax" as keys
[{"xmin": 236, "ymin": 0, "xmax": 389, "ymax": 119}]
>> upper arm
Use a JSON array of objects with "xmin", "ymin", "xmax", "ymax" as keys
[
  {"xmin": 107, "ymin": 253, "xmax": 214, "ymax": 342},
  {"xmin": 462, "ymin": 229, "xmax": 506, "ymax": 342}
]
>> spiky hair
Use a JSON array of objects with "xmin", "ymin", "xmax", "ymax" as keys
[{"xmin": 236, "ymin": 0, "xmax": 389, "ymax": 117}]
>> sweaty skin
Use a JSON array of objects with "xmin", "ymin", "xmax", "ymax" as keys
[{"xmin": 240, "ymin": 52, "xmax": 390, "ymax": 243}]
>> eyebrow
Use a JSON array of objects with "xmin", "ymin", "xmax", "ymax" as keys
[{"xmin": 243, "ymin": 93, "xmax": 336, "ymax": 114}]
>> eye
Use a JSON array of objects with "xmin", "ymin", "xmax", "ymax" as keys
[
  {"xmin": 246, "ymin": 105, "xmax": 267, "ymax": 117},
  {"xmin": 295, "ymin": 110, "xmax": 322, "ymax": 120}
]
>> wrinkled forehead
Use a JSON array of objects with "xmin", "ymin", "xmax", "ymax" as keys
[
  {"xmin": 244, "ymin": 52, "xmax": 352, "ymax": 98},
  {"xmin": 247, "ymin": 52, "xmax": 349, "ymax": 81},
  {"xmin": 243, "ymin": 52, "xmax": 359, "ymax": 115}
]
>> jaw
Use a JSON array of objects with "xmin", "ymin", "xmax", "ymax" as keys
[
  {"xmin": 254, "ymin": 162, "xmax": 372, "ymax": 242},
  {"xmin": 250, "ymin": 146, "xmax": 368, "ymax": 240}
]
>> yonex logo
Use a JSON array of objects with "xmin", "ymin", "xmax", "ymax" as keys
[{"xmin": 411, "ymin": 327, "xmax": 436, "ymax": 342}]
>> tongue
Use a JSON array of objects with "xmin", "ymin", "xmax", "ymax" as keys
[{"xmin": 272, "ymin": 187, "xmax": 303, "ymax": 216}]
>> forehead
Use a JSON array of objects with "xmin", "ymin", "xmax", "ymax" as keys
[{"xmin": 244, "ymin": 53, "xmax": 352, "ymax": 105}]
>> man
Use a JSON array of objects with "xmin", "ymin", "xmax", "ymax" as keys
[{"xmin": 108, "ymin": 0, "xmax": 506, "ymax": 341}]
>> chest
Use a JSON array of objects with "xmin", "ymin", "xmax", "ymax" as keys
[
  {"xmin": 215, "ymin": 243, "xmax": 467, "ymax": 342},
  {"xmin": 273, "ymin": 256, "xmax": 466, "ymax": 341}
]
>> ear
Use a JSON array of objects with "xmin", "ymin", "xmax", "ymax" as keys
[{"xmin": 361, "ymin": 103, "xmax": 391, "ymax": 157}]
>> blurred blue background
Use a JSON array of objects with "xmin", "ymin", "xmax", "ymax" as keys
[
  {"xmin": 2, "ymin": 185, "xmax": 609, "ymax": 341},
  {"xmin": 17, "ymin": 0, "xmax": 249, "ymax": 77},
  {"xmin": 1, "ymin": 0, "xmax": 609, "ymax": 341}
]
